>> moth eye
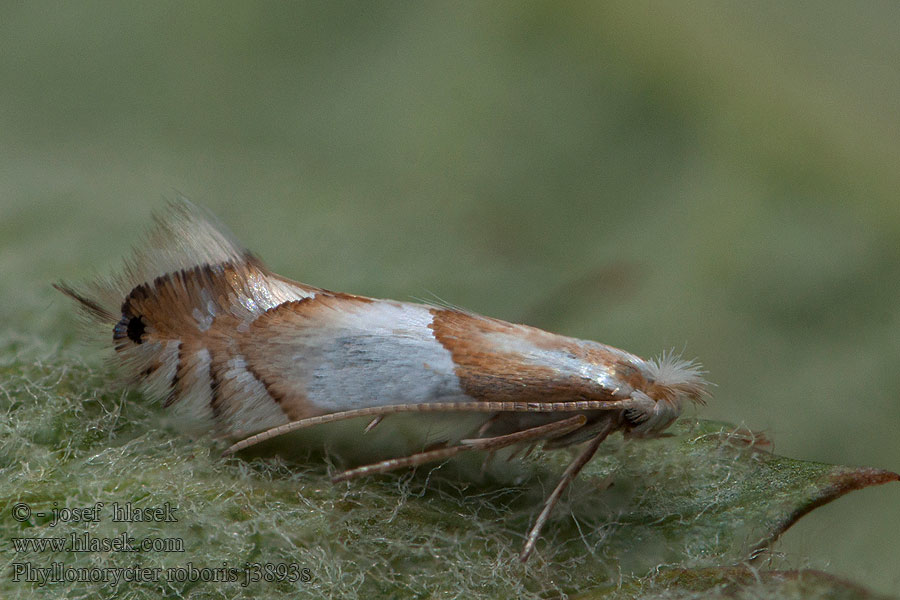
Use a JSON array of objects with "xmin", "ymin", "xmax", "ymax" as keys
[{"xmin": 125, "ymin": 315, "xmax": 147, "ymax": 344}]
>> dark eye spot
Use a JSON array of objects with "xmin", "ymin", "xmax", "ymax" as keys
[{"xmin": 126, "ymin": 316, "xmax": 146, "ymax": 344}]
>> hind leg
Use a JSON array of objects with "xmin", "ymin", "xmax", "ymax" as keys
[
  {"xmin": 519, "ymin": 420, "xmax": 615, "ymax": 561},
  {"xmin": 332, "ymin": 414, "xmax": 588, "ymax": 482}
]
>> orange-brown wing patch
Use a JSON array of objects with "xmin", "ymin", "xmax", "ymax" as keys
[{"xmin": 429, "ymin": 309, "xmax": 646, "ymax": 404}]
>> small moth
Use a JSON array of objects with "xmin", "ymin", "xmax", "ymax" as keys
[{"xmin": 56, "ymin": 200, "xmax": 707, "ymax": 560}]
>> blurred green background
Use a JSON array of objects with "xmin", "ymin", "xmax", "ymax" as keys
[{"xmin": 2, "ymin": 1, "xmax": 898, "ymax": 594}]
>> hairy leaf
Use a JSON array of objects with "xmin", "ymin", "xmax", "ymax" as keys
[{"xmin": 1, "ymin": 353, "xmax": 896, "ymax": 598}]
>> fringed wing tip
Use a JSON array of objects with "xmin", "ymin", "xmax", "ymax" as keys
[
  {"xmin": 53, "ymin": 198, "xmax": 250, "ymax": 328},
  {"xmin": 648, "ymin": 350, "xmax": 712, "ymax": 405}
]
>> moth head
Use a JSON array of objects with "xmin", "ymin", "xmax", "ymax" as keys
[
  {"xmin": 110, "ymin": 269, "xmax": 214, "ymax": 353},
  {"xmin": 624, "ymin": 352, "xmax": 708, "ymax": 438},
  {"xmin": 108, "ymin": 285, "xmax": 190, "ymax": 401},
  {"xmin": 53, "ymin": 279, "xmax": 177, "ymax": 397}
]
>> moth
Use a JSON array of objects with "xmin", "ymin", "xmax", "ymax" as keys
[{"xmin": 56, "ymin": 200, "xmax": 707, "ymax": 561}]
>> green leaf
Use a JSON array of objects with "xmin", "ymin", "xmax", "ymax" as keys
[
  {"xmin": 1, "ymin": 355, "xmax": 896, "ymax": 598},
  {"xmin": 534, "ymin": 418, "xmax": 899, "ymax": 570},
  {"xmin": 584, "ymin": 567, "xmax": 897, "ymax": 600}
]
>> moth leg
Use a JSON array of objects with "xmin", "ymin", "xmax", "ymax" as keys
[
  {"xmin": 224, "ymin": 399, "xmax": 634, "ymax": 456},
  {"xmin": 508, "ymin": 443, "xmax": 538, "ymax": 463},
  {"xmin": 462, "ymin": 414, "xmax": 586, "ymax": 451},
  {"xmin": 333, "ymin": 414, "xmax": 588, "ymax": 483},
  {"xmin": 477, "ymin": 413, "xmax": 502, "ymax": 437},
  {"xmin": 519, "ymin": 422, "xmax": 615, "ymax": 562},
  {"xmin": 480, "ymin": 451, "xmax": 496, "ymax": 476},
  {"xmin": 502, "ymin": 443, "xmax": 526, "ymax": 463},
  {"xmin": 364, "ymin": 415, "xmax": 384, "ymax": 433},
  {"xmin": 332, "ymin": 444, "xmax": 467, "ymax": 482}
]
